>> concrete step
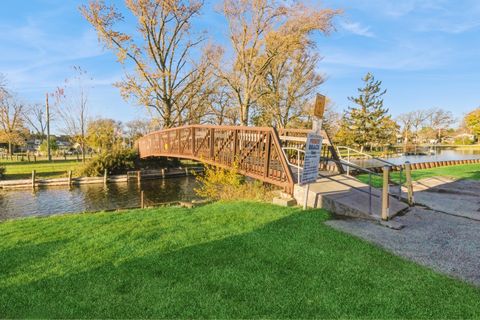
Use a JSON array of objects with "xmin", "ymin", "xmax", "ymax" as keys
[{"xmin": 293, "ymin": 174, "xmax": 409, "ymax": 220}]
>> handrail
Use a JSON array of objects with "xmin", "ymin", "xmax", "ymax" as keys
[
  {"xmin": 282, "ymin": 146, "xmax": 376, "ymax": 214},
  {"xmin": 336, "ymin": 146, "xmax": 397, "ymax": 167},
  {"xmin": 336, "ymin": 146, "xmax": 403, "ymax": 200}
]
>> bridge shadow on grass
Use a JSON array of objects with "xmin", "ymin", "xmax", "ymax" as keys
[{"xmin": 1, "ymin": 211, "xmax": 480, "ymax": 319}]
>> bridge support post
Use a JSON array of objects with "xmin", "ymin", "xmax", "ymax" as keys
[
  {"xmin": 405, "ymin": 162, "xmax": 414, "ymax": 206},
  {"xmin": 382, "ymin": 166, "xmax": 390, "ymax": 220}
]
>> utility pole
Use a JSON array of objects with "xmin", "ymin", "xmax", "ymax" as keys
[{"xmin": 46, "ymin": 93, "xmax": 51, "ymax": 162}]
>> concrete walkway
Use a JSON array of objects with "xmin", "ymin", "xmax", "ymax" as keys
[
  {"xmin": 408, "ymin": 177, "xmax": 480, "ymax": 221},
  {"xmin": 294, "ymin": 174, "xmax": 408, "ymax": 220},
  {"xmin": 326, "ymin": 207, "xmax": 480, "ymax": 286}
]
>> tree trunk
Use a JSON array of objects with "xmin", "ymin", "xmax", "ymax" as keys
[
  {"xmin": 81, "ymin": 142, "xmax": 86, "ymax": 163},
  {"xmin": 241, "ymin": 105, "xmax": 249, "ymax": 126}
]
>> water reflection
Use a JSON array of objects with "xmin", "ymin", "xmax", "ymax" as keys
[{"xmin": 0, "ymin": 177, "xmax": 200, "ymax": 221}]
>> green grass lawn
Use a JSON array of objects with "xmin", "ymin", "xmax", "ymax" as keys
[
  {"xmin": 0, "ymin": 201, "xmax": 479, "ymax": 318},
  {"xmin": 358, "ymin": 163, "xmax": 480, "ymax": 188},
  {"xmin": 0, "ymin": 160, "xmax": 81, "ymax": 180}
]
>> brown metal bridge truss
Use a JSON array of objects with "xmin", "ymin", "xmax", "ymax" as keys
[{"xmin": 138, "ymin": 125, "xmax": 342, "ymax": 194}]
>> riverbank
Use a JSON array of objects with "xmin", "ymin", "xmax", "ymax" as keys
[
  {"xmin": 1, "ymin": 201, "xmax": 479, "ymax": 318},
  {"xmin": 357, "ymin": 162, "xmax": 480, "ymax": 187},
  {"xmin": 0, "ymin": 167, "xmax": 204, "ymax": 190}
]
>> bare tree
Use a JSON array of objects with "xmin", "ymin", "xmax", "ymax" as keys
[
  {"xmin": 81, "ymin": 0, "xmax": 211, "ymax": 128},
  {"xmin": 55, "ymin": 67, "xmax": 90, "ymax": 162},
  {"xmin": 23, "ymin": 103, "xmax": 48, "ymax": 140},
  {"xmin": 259, "ymin": 49, "xmax": 323, "ymax": 128},
  {"xmin": 216, "ymin": 0, "xmax": 339, "ymax": 125},
  {"xmin": 428, "ymin": 108, "xmax": 455, "ymax": 141}
]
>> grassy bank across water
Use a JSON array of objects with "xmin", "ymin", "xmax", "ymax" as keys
[
  {"xmin": 358, "ymin": 163, "xmax": 480, "ymax": 188},
  {"xmin": 0, "ymin": 201, "xmax": 479, "ymax": 318},
  {"xmin": 0, "ymin": 160, "xmax": 81, "ymax": 180}
]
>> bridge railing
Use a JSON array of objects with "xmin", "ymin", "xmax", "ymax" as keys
[
  {"xmin": 138, "ymin": 125, "xmax": 296, "ymax": 193},
  {"xmin": 278, "ymin": 128, "xmax": 344, "ymax": 174}
]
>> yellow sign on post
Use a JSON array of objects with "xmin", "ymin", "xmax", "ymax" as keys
[{"xmin": 313, "ymin": 93, "xmax": 326, "ymax": 118}]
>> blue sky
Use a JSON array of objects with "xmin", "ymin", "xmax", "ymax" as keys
[{"xmin": 1, "ymin": 0, "xmax": 479, "ymax": 132}]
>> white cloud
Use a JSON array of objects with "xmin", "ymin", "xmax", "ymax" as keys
[{"xmin": 339, "ymin": 20, "xmax": 374, "ymax": 37}]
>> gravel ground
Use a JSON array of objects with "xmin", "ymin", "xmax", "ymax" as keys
[{"xmin": 326, "ymin": 207, "xmax": 480, "ymax": 286}]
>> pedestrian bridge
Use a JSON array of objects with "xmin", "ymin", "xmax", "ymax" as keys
[
  {"xmin": 138, "ymin": 124, "xmax": 342, "ymax": 194},
  {"xmin": 138, "ymin": 124, "xmax": 409, "ymax": 221}
]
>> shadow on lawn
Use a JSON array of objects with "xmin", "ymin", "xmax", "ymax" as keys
[{"xmin": 0, "ymin": 210, "xmax": 479, "ymax": 318}]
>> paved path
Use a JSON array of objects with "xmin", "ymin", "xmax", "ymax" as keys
[
  {"xmin": 409, "ymin": 177, "xmax": 480, "ymax": 221},
  {"xmin": 326, "ymin": 207, "xmax": 480, "ymax": 286}
]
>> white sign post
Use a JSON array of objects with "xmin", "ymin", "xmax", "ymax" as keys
[{"xmin": 300, "ymin": 132, "xmax": 323, "ymax": 209}]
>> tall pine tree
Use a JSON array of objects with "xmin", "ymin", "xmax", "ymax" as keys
[{"xmin": 340, "ymin": 72, "xmax": 395, "ymax": 151}]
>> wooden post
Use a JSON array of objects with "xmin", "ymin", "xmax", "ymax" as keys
[
  {"xmin": 68, "ymin": 170, "xmax": 72, "ymax": 187},
  {"xmin": 161, "ymin": 168, "xmax": 165, "ymax": 179},
  {"xmin": 137, "ymin": 170, "xmax": 141, "ymax": 185},
  {"xmin": 140, "ymin": 190, "xmax": 144, "ymax": 209},
  {"xmin": 32, "ymin": 170, "xmax": 36, "ymax": 190},
  {"xmin": 381, "ymin": 166, "xmax": 390, "ymax": 221},
  {"xmin": 104, "ymin": 169, "xmax": 108, "ymax": 185},
  {"xmin": 405, "ymin": 162, "xmax": 414, "ymax": 206},
  {"xmin": 185, "ymin": 167, "xmax": 189, "ymax": 176}
]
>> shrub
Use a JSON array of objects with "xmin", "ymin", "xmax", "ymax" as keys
[
  {"xmin": 194, "ymin": 165, "xmax": 275, "ymax": 202},
  {"xmin": 78, "ymin": 148, "xmax": 137, "ymax": 176}
]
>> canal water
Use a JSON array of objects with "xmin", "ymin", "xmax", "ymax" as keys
[
  {"xmin": 0, "ymin": 177, "xmax": 200, "ymax": 221},
  {"xmin": 353, "ymin": 148, "xmax": 480, "ymax": 168}
]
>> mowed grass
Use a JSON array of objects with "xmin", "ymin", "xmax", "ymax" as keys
[
  {"xmin": 358, "ymin": 163, "xmax": 480, "ymax": 188},
  {"xmin": 1, "ymin": 201, "xmax": 479, "ymax": 318},
  {"xmin": 0, "ymin": 160, "xmax": 81, "ymax": 180}
]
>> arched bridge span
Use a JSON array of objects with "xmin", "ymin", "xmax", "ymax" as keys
[{"xmin": 138, "ymin": 125, "xmax": 342, "ymax": 194}]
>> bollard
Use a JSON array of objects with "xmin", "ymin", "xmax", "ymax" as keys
[
  {"xmin": 104, "ymin": 169, "xmax": 108, "ymax": 185},
  {"xmin": 32, "ymin": 170, "xmax": 36, "ymax": 190},
  {"xmin": 185, "ymin": 167, "xmax": 189, "ymax": 176},
  {"xmin": 140, "ymin": 190, "xmax": 144, "ymax": 209},
  {"xmin": 381, "ymin": 166, "xmax": 390, "ymax": 221},
  {"xmin": 161, "ymin": 168, "xmax": 165, "ymax": 179},
  {"xmin": 405, "ymin": 162, "xmax": 414, "ymax": 206},
  {"xmin": 68, "ymin": 170, "xmax": 72, "ymax": 186}
]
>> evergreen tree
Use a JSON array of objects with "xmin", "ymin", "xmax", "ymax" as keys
[{"xmin": 341, "ymin": 72, "xmax": 394, "ymax": 151}]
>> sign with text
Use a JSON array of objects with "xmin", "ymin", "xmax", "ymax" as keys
[{"xmin": 300, "ymin": 133, "xmax": 323, "ymax": 185}]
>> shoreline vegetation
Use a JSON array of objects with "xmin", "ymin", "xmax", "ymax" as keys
[{"xmin": 1, "ymin": 202, "xmax": 480, "ymax": 318}]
